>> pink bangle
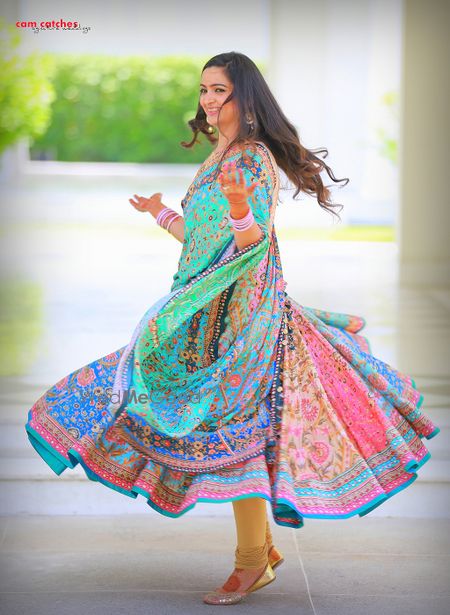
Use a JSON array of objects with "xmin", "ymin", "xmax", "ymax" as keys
[
  {"xmin": 166, "ymin": 215, "xmax": 180, "ymax": 233},
  {"xmin": 156, "ymin": 207, "xmax": 182, "ymax": 231},
  {"xmin": 229, "ymin": 207, "xmax": 255, "ymax": 231},
  {"xmin": 162, "ymin": 212, "xmax": 182, "ymax": 231},
  {"xmin": 156, "ymin": 207, "xmax": 174, "ymax": 226},
  {"xmin": 159, "ymin": 211, "xmax": 179, "ymax": 228}
]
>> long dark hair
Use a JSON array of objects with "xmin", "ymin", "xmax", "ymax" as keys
[{"xmin": 180, "ymin": 51, "xmax": 349, "ymax": 221}]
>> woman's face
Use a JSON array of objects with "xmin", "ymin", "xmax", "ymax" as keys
[{"xmin": 199, "ymin": 67, "xmax": 239, "ymax": 137}]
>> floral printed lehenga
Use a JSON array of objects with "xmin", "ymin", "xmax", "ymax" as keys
[{"xmin": 25, "ymin": 141, "xmax": 440, "ymax": 528}]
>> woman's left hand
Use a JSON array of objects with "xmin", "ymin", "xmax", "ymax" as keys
[{"xmin": 218, "ymin": 161, "xmax": 258, "ymax": 207}]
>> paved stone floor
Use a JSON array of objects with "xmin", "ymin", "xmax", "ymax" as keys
[{"xmin": 0, "ymin": 514, "xmax": 449, "ymax": 614}]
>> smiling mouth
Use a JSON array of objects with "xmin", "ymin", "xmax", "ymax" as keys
[{"xmin": 207, "ymin": 108, "xmax": 220, "ymax": 115}]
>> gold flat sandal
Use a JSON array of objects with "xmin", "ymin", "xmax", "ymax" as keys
[
  {"xmin": 268, "ymin": 545, "xmax": 285, "ymax": 570},
  {"xmin": 202, "ymin": 561, "xmax": 276, "ymax": 606}
]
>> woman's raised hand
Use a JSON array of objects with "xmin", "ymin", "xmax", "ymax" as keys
[
  {"xmin": 218, "ymin": 161, "xmax": 258, "ymax": 206},
  {"xmin": 129, "ymin": 192, "xmax": 164, "ymax": 216}
]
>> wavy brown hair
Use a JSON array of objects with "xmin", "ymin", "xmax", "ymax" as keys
[{"xmin": 180, "ymin": 51, "xmax": 349, "ymax": 221}]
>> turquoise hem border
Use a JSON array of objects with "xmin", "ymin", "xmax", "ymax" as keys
[
  {"xmin": 138, "ymin": 490, "xmax": 274, "ymax": 520},
  {"xmin": 427, "ymin": 426, "xmax": 441, "ymax": 439},
  {"xmin": 410, "ymin": 376, "xmax": 440, "ymax": 434},
  {"xmin": 25, "ymin": 412, "xmax": 436, "ymax": 530},
  {"xmin": 410, "ymin": 377, "xmax": 424, "ymax": 409},
  {"xmin": 358, "ymin": 473, "xmax": 419, "ymax": 516},
  {"xmin": 26, "ymin": 422, "xmax": 138, "ymax": 499},
  {"xmin": 404, "ymin": 450, "xmax": 431, "ymax": 472}
]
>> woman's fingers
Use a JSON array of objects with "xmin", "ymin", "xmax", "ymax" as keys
[
  {"xmin": 219, "ymin": 163, "xmax": 258, "ymax": 203},
  {"xmin": 223, "ymin": 161, "xmax": 235, "ymax": 183},
  {"xmin": 221, "ymin": 162, "xmax": 244, "ymax": 187},
  {"xmin": 129, "ymin": 194, "xmax": 152, "ymax": 211}
]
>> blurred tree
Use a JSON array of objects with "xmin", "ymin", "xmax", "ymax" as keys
[
  {"xmin": 375, "ymin": 90, "xmax": 399, "ymax": 166},
  {"xmin": 29, "ymin": 54, "xmax": 266, "ymax": 163},
  {"xmin": 0, "ymin": 18, "xmax": 56, "ymax": 156}
]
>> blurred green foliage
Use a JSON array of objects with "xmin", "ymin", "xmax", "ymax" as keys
[
  {"xmin": 376, "ymin": 90, "xmax": 399, "ymax": 165},
  {"xmin": 0, "ymin": 278, "xmax": 44, "ymax": 377},
  {"xmin": 0, "ymin": 18, "xmax": 56, "ymax": 156},
  {"xmin": 29, "ymin": 54, "xmax": 239, "ymax": 163}
]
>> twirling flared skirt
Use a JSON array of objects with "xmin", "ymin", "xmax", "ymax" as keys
[{"xmin": 24, "ymin": 295, "xmax": 440, "ymax": 528}]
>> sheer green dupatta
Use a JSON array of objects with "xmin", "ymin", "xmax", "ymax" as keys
[{"xmin": 113, "ymin": 142, "xmax": 282, "ymax": 441}]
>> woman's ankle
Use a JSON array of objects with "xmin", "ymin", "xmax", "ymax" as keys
[
  {"xmin": 265, "ymin": 519, "xmax": 274, "ymax": 550},
  {"xmin": 234, "ymin": 562, "xmax": 267, "ymax": 573},
  {"xmin": 234, "ymin": 543, "xmax": 269, "ymax": 569}
]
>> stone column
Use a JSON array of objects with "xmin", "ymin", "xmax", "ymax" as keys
[{"xmin": 398, "ymin": 0, "xmax": 450, "ymax": 286}]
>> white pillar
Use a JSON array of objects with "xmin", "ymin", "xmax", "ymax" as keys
[{"xmin": 398, "ymin": 0, "xmax": 450, "ymax": 286}]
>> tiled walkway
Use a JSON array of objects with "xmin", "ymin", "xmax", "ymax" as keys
[{"xmin": 0, "ymin": 514, "xmax": 449, "ymax": 614}]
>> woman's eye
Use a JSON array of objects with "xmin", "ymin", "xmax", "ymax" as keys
[{"xmin": 200, "ymin": 88, "xmax": 225, "ymax": 94}]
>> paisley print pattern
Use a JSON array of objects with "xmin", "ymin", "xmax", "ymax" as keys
[{"xmin": 25, "ymin": 140, "xmax": 441, "ymax": 527}]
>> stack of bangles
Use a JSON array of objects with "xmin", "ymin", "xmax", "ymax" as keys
[
  {"xmin": 156, "ymin": 204, "xmax": 255, "ymax": 233},
  {"xmin": 156, "ymin": 207, "xmax": 183, "ymax": 232},
  {"xmin": 229, "ymin": 204, "xmax": 255, "ymax": 231}
]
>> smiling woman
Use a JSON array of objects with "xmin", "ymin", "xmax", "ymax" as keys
[
  {"xmin": 24, "ymin": 50, "xmax": 441, "ymax": 608},
  {"xmin": 199, "ymin": 71, "xmax": 236, "ymax": 135}
]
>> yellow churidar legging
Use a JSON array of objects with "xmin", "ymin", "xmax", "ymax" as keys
[{"xmin": 232, "ymin": 497, "xmax": 274, "ymax": 569}]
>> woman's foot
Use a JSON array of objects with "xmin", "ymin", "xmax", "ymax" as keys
[
  {"xmin": 268, "ymin": 544, "xmax": 285, "ymax": 569},
  {"xmin": 213, "ymin": 563, "xmax": 267, "ymax": 594},
  {"xmin": 206, "ymin": 545, "xmax": 283, "ymax": 594},
  {"xmin": 203, "ymin": 562, "xmax": 275, "ymax": 605}
]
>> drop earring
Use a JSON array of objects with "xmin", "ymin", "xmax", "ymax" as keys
[{"xmin": 245, "ymin": 113, "xmax": 255, "ymax": 130}]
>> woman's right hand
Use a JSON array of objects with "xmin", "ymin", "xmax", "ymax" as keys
[{"xmin": 129, "ymin": 192, "xmax": 164, "ymax": 218}]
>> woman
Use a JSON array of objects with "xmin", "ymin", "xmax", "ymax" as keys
[{"xmin": 25, "ymin": 52, "xmax": 441, "ymax": 606}]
